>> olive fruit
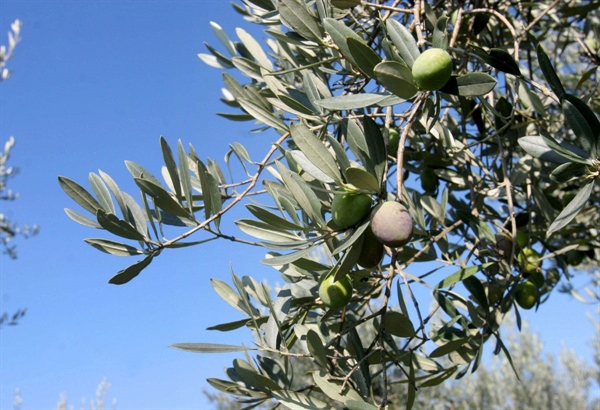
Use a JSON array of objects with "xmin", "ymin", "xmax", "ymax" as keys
[
  {"xmin": 420, "ymin": 167, "xmax": 438, "ymax": 193},
  {"xmin": 370, "ymin": 202, "xmax": 413, "ymax": 248},
  {"xmin": 411, "ymin": 48, "xmax": 453, "ymax": 91},
  {"xmin": 331, "ymin": 192, "xmax": 372, "ymax": 229},
  {"xmin": 357, "ymin": 225, "xmax": 385, "ymax": 269},
  {"xmin": 518, "ymin": 247, "xmax": 541, "ymax": 275},
  {"xmin": 515, "ymin": 280, "xmax": 538, "ymax": 309},
  {"xmin": 387, "ymin": 128, "xmax": 400, "ymax": 157},
  {"xmin": 318, "ymin": 272, "xmax": 353, "ymax": 310}
]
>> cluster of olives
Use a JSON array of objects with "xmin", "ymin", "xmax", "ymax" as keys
[
  {"xmin": 319, "ymin": 190, "xmax": 414, "ymax": 310},
  {"xmin": 318, "ymin": 46, "xmax": 454, "ymax": 311},
  {"xmin": 494, "ymin": 231, "xmax": 550, "ymax": 310}
]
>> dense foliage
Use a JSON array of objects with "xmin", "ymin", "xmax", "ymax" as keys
[{"xmin": 60, "ymin": 1, "xmax": 599, "ymax": 408}]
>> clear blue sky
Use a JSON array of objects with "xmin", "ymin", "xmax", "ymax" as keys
[{"xmin": 0, "ymin": 1, "xmax": 597, "ymax": 409}]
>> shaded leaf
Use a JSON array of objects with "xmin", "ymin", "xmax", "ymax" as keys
[
  {"xmin": 536, "ymin": 44, "xmax": 565, "ymax": 98},
  {"xmin": 108, "ymin": 254, "xmax": 154, "ymax": 285},
  {"xmin": 471, "ymin": 46, "xmax": 522, "ymax": 76},
  {"xmin": 561, "ymin": 93, "xmax": 600, "ymax": 156},
  {"xmin": 440, "ymin": 72, "xmax": 497, "ymax": 96},
  {"xmin": 432, "ymin": 15, "xmax": 449, "ymax": 50},
  {"xmin": 547, "ymin": 181, "xmax": 594, "ymax": 237},
  {"xmin": 345, "ymin": 166, "xmax": 380, "ymax": 193},
  {"xmin": 347, "ymin": 37, "xmax": 382, "ymax": 78},
  {"xmin": 306, "ymin": 330, "xmax": 328, "ymax": 368},
  {"xmin": 373, "ymin": 61, "xmax": 418, "ymax": 99},
  {"xmin": 96, "ymin": 209, "xmax": 147, "ymax": 241},
  {"xmin": 323, "ymin": 18, "xmax": 364, "ymax": 67},
  {"xmin": 384, "ymin": 311, "xmax": 416, "ymax": 338},
  {"xmin": 436, "ymin": 263, "xmax": 492, "ymax": 289},
  {"xmin": 134, "ymin": 178, "xmax": 191, "ymax": 218}
]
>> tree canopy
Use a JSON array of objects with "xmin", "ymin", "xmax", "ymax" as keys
[{"xmin": 59, "ymin": 1, "xmax": 599, "ymax": 408}]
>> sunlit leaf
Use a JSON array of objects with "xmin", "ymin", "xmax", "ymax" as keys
[
  {"xmin": 89, "ymin": 172, "xmax": 115, "ymax": 214},
  {"xmin": 84, "ymin": 238, "xmax": 143, "ymax": 256},
  {"xmin": 58, "ymin": 176, "xmax": 102, "ymax": 215},
  {"xmin": 277, "ymin": 0, "xmax": 323, "ymax": 43},
  {"xmin": 170, "ymin": 343, "xmax": 252, "ymax": 353},
  {"xmin": 386, "ymin": 19, "xmax": 420, "ymax": 68},
  {"xmin": 290, "ymin": 122, "xmax": 342, "ymax": 184}
]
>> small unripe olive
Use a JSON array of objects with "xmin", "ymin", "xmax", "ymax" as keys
[
  {"xmin": 420, "ymin": 167, "xmax": 438, "ymax": 193},
  {"xmin": 515, "ymin": 280, "xmax": 538, "ymax": 310},
  {"xmin": 412, "ymin": 48, "xmax": 453, "ymax": 91},
  {"xmin": 357, "ymin": 225, "xmax": 384, "ymax": 269},
  {"xmin": 387, "ymin": 128, "xmax": 400, "ymax": 157},
  {"xmin": 331, "ymin": 192, "xmax": 372, "ymax": 229},
  {"xmin": 318, "ymin": 272, "xmax": 353, "ymax": 310},
  {"xmin": 518, "ymin": 247, "xmax": 541, "ymax": 275},
  {"xmin": 370, "ymin": 202, "xmax": 413, "ymax": 248}
]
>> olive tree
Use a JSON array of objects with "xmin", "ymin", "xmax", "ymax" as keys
[
  {"xmin": 59, "ymin": 0, "xmax": 599, "ymax": 408},
  {"xmin": 1, "ymin": 18, "xmax": 35, "ymax": 329}
]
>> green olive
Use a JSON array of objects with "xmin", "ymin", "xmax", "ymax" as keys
[
  {"xmin": 331, "ymin": 192, "xmax": 372, "ymax": 229},
  {"xmin": 411, "ymin": 48, "xmax": 453, "ymax": 91},
  {"xmin": 518, "ymin": 247, "xmax": 541, "ymax": 275},
  {"xmin": 318, "ymin": 272, "xmax": 353, "ymax": 310},
  {"xmin": 515, "ymin": 280, "xmax": 538, "ymax": 309}
]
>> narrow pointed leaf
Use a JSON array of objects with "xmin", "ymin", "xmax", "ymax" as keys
[
  {"xmin": 108, "ymin": 254, "xmax": 154, "ymax": 285},
  {"xmin": 547, "ymin": 181, "xmax": 594, "ymax": 237},
  {"xmin": 134, "ymin": 178, "xmax": 190, "ymax": 218},
  {"xmin": 89, "ymin": 172, "xmax": 115, "ymax": 214},
  {"xmin": 471, "ymin": 46, "xmax": 522, "ymax": 76},
  {"xmin": 435, "ymin": 263, "xmax": 493, "ymax": 289},
  {"xmin": 238, "ymin": 98, "xmax": 288, "ymax": 132},
  {"xmin": 290, "ymin": 122, "xmax": 342, "ymax": 184},
  {"xmin": 345, "ymin": 166, "xmax": 380, "ymax": 193},
  {"xmin": 323, "ymin": 18, "xmax": 363, "ymax": 67},
  {"xmin": 373, "ymin": 61, "xmax": 418, "ymax": 99},
  {"xmin": 58, "ymin": 176, "xmax": 102, "ymax": 215},
  {"xmin": 160, "ymin": 136, "xmax": 182, "ymax": 200},
  {"xmin": 561, "ymin": 93, "xmax": 600, "ymax": 155},
  {"xmin": 440, "ymin": 72, "xmax": 497, "ymax": 96},
  {"xmin": 64, "ymin": 208, "xmax": 101, "ymax": 228},
  {"xmin": 236, "ymin": 27, "xmax": 272, "ymax": 70},
  {"xmin": 271, "ymin": 390, "xmax": 332, "ymax": 409},
  {"xmin": 317, "ymin": 93, "xmax": 389, "ymax": 110},
  {"xmin": 84, "ymin": 239, "xmax": 143, "ymax": 256},
  {"xmin": 386, "ymin": 19, "xmax": 420, "ymax": 68},
  {"xmin": 170, "ymin": 343, "xmax": 251, "ymax": 353},
  {"xmin": 96, "ymin": 209, "xmax": 147, "ymax": 241},
  {"xmin": 347, "ymin": 37, "xmax": 382, "ymax": 77},
  {"xmin": 277, "ymin": 0, "xmax": 323, "ymax": 43},
  {"xmin": 536, "ymin": 44, "xmax": 565, "ymax": 98}
]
